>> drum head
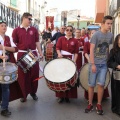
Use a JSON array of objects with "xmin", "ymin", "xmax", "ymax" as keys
[
  {"xmin": 44, "ymin": 58, "xmax": 76, "ymax": 83},
  {"xmin": 79, "ymin": 63, "xmax": 110, "ymax": 93},
  {"xmin": 0, "ymin": 62, "xmax": 17, "ymax": 74},
  {"xmin": 0, "ymin": 62, "xmax": 17, "ymax": 84}
]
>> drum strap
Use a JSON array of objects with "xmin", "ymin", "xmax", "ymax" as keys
[
  {"xmin": 61, "ymin": 50, "xmax": 74, "ymax": 60},
  {"xmin": 79, "ymin": 51, "xmax": 84, "ymax": 65},
  {"xmin": 33, "ymin": 76, "xmax": 44, "ymax": 82},
  {"xmin": 18, "ymin": 50, "xmax": 36, "ymax": 52}
]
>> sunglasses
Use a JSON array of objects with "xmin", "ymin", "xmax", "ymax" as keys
[
  {"xmin": 28, "ymin": 18, "xmax": 32, "ymax": 21},
  {"xmin": 0, "ymin": 20, "xmax": 6, "ymax": 24},
  {"xmin": 66, "ymin": 29, "xmax": 72, "ymax": 32}
]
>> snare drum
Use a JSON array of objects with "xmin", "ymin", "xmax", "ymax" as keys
[
  {"xmin": 79, "ymin": 63, "xmax": 110, "ymax": 93},
  {"xmin": 43, "ymin": 58, "xmax": 78, "ymax": 92},
  {"xmin": 16, "ymin": 50, "xmax": 39, "ymax": 73},
  {"xmin": 0, "ymin": 62, "xmax": 17, "ymax": 84},
  {"xmin": 44, "ymin": 43, "xmax": 54, "ymax": 61}
]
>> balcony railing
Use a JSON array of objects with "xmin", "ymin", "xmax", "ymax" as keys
[
  {"xmin": 109, "ymin": 0, "xmax": 120, "ymax": 16},
  {"xmin": 0, "ymin": 2, "xmax": 21, "ymax": 29}
]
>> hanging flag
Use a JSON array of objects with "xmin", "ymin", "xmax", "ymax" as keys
[{"xmin": 46, "ymin": 16, "xmax": 54, "ymax": 30}]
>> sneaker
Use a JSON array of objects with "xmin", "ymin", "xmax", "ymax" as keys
[
  {"xmin": 96, "ymin": 104, "xmax": 104, "ymax": 115},
  {"xmin": 1, "ymin": 109, "xmax": 11, "ymax": 116},
  {"xmin": 85, "ymin": 104, "xmax": 93, "ymax": 113}
]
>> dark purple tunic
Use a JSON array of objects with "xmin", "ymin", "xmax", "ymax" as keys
[
  {"xmin": 55, "ymin": 37, "xmax": 79, "ymax": 98},
  {"xmin": 12, "ymin": 26, "xmax": 39, "ymax": 100}
]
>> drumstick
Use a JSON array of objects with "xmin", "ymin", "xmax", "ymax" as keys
[{"xmin": 3, "ymin": 45, "xmax": 6, "ymax": 70}]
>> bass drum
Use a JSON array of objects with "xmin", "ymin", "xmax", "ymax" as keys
[
  {"xmin": 79, "ymin": 63, "xmax": 110, "ymax": 93},
  {"xmin": 43, "ymin": 58, "xmax": 78, "ymax": 92}
]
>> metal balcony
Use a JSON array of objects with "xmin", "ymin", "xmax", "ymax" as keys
[
  {"xmin": 0, "ymin": 2, "xmax": 21, "ymax": 29},
  {"xmin": 109, "ymin": 0, "xmax": 120, "ymax": 16}
]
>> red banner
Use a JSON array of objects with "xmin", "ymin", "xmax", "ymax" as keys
[{"xmin": 46, "ymin": 16, "xmax": 54, "ymax": 30}]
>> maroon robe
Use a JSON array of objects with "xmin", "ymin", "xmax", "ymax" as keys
[
  {"xmin": 76, "ymin": 38, "xmax": 84, "ymax": 71},
  {"xmin": 83, "ymin": 41, "xmax": 109, "ymax": 100},
  {"xmin": 83, "ymin": 41, "xmax": 90, "ymax": 63},
  {"xmin": 0, "ymin": 36, "xmax": 23, "ymax": 101},
  {"xmin": 80, "ymin": 35, "xmax": 88, "ymax": 45},
  {"xmin": 56, "ymin": 36, "xmax": 79, "ymax": 98},
  {"xmin": 12, "ymin": 26, "xmax": 39, "ymax": 100}
]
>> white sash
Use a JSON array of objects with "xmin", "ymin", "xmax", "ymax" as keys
[
  {"xmin": 61, "ymin": 50, "xmax": 74, "ymax": 60},
  {"xmin": 79, "ymin": 51, "xmax": 84, "ymax": 65},
  {"xmin": 0, "ymin": 35, "xmax": 4, "ymax": 55},
  {"xmin": 18, "ymin": 50, "xmax": 36, "ymax": 52}
]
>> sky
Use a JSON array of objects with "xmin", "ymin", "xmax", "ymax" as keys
[{"xmin": 46, "ymin": 0, "xmax": 96, "ymax": 18}]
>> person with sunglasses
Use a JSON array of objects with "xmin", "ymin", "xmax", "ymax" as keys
[
  {"xmin": 0, "ymin": 20, "xmax": 23, "ymax": 116},
  {"xmin": 12, "ymin": 12, "xmax": 43, "ymax": 102},
  {"xmin": 47, "ymin": 26, "xmax": 65, "ymax": 44},
  {"xmin": 56, "ymin": 25, "xmax": 79, "ymax": 103}
]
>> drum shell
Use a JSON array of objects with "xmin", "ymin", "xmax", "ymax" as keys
[
  {"xmin": 16, "ymin": 50, "xmax": 38, "ymax": 73},
  {"xmin": 0, "ymin": 62, "xmax": 17, "ymax": 84},
  {"xmin": 79, "ymin": 63, "xmax": 110, "ymax": 93},
  {"xmin": 44, "ymin": 43, "xmax": 54, "ymax": 61},
  {"xmin": 45, "ymin": 72, "xmax": 78, "ymax": 92}
]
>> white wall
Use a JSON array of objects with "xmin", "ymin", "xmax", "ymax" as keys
[{"xmin": 114, "ymin": 16, "xmax": 119, "ymax": 38}]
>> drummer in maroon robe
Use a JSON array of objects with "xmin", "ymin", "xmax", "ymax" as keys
[
  {"xmin": 56, "ymin": 25, "xmax": 79, "ymax": 103},
  {"xmin": 80, "ymin": 29, "xmax": 89, "ymax": 44},
  {"xmin": 75, "ymin": 29, "xmax": 84, "ymax": 71},
  {"xmin": 83, "ymin": 30, "xmax": 109, "ymax": 100},
  {"xmin": 0, "ymin": 20, "xmax": 22, "ymax": 116},
  {"xmin": 12, "ymin": 13, "xmax": 43, "ymax": 102}
]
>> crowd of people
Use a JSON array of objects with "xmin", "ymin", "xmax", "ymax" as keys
[
  {"xmin": 0, "ymin": 12, "xmax": 120, "ymax": 118},
  {"xmin": 40, "ymin": 15, "xmax": 120, "ymax": 116}
]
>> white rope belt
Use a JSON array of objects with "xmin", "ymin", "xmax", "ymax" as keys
[
  {"xmin": 18, "ymin": 50, "xmax": 36, "ymax": 52},
  {"xmin": 79, "ymin": 51, "xmax": 84, "ymax": 65},
  {"xmin": 61, "ymin": 50, "xmax": 74, "ymax": 60}
]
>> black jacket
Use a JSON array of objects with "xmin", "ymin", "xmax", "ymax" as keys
[
  {"xmin": 42, "ymin": 32, "xmax": 52, "ymax": 41},
  {"xmin": 107, "ymin": 48, "xmax": 120, "ymax": 70}
]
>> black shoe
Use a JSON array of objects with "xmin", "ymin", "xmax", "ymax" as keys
[
  {"xmin": 57, "ymin": 98, "xmax": 64, "ymax": 103},
  {"xmin": 30, "ymin": 93, "xmax": 38, "ymax": 100},
  {"xmin": 1, "ymin": 109, "xmax": 11, "ymax": 116},
  {"xmin": 20, "ymin": 98, "xmax": 26, "ymax": 102},
  {"xmin": 65, "ymin": 98, "xmax": 70, "ymax": 103},
  {"xmin": 113, "ymin": 111, "xmax": 120, "ymax": 116}
]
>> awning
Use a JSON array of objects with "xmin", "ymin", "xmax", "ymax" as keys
[{"xmin": 87, "ymin": 25, "xmax": 100, "ymax": 30}]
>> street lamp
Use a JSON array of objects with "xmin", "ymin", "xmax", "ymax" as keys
[
  {"xmin": 77, "ymin": 15, "xmax": 80, "ymax": 29},
  {"xmin": 41, "ymin": 1, "xmax": 47, "ymax": 8}
]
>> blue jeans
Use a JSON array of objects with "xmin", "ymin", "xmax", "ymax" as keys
[
  {"xmin": 88, "ymin": 64, "xmax": 108, "ymax": 87},
  {"xmin": 0, "ymin": 84, "xmax": 10, "ymax": 110}
]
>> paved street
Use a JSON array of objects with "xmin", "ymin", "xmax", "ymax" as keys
[{"xmin": 1, "ymin": 61, "xmax": 120, "ymax": 120}]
